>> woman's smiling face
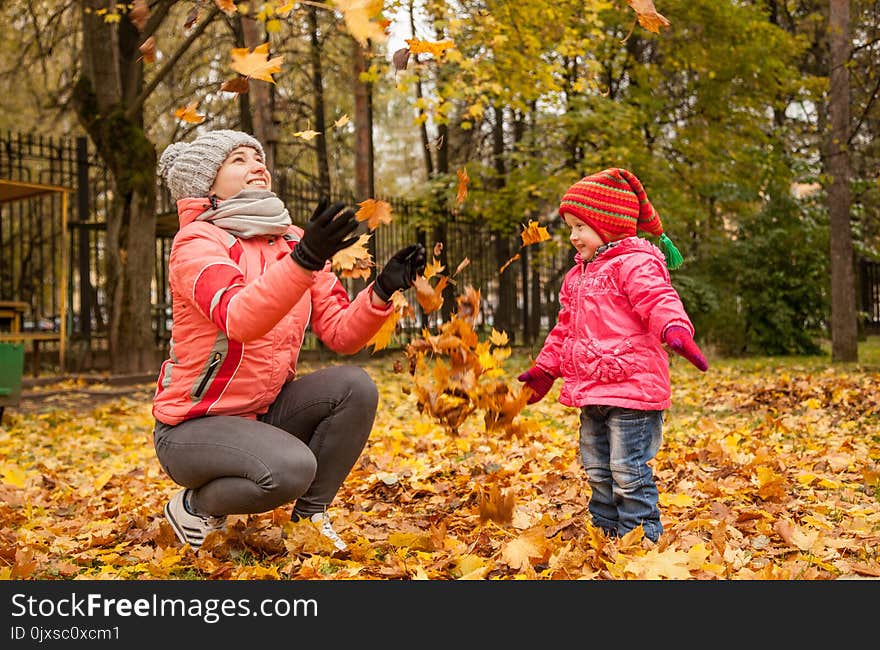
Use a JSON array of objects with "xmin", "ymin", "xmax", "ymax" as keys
[{"xmin": 209, "ymin": 145, "xmax": 271, "ymax": 200}]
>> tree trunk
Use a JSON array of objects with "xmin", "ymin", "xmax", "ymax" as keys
[
  {"xmin": 828, "ymin": 0, "xmax": 858, "ymax": 362},
  {"xmin": 492, "ymin": 105, "xmax": 515, "ymax": 337},
  {"xmin": 241, "ymin": 15, "xmax": 276, "ymax": 173},
  {"xmin": 308, "ymin": 6, "xmax": 331, "ymax": 196},
  {"xmin": 74, "ymin": 1, "xmax": 157, "ymax": 374},
  {"xmin": 353, "ymin": 39, "xmax": 374, "ymax": 201}
]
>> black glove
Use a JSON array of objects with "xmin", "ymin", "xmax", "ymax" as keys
[
  {"xmin": 290, "ymin": 197, "xmax": 360, "ymax": 271},
  {"xmin": 374, "ymin": 243, "xmax": 427, "ymax": 302}
]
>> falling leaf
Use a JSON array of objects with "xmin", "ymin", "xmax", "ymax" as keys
[
  {"xmin": 332, "ymin": 233, "xmax": 373, "ymax": 280},
  {"xmin": 423, "ymin": 257, "xmax": 445, "ymax": 280},
  {"xmin": 520, "ymin": 220, "xmax": 550, "ymax": 246},
  {"xmin": 625, "ymin": 0, "xmax": 671, "ymax": 34},
  {"xmin": 292, "ymin": 129, "xmax": 322, "ymax": 140},
  {"xmin": 230, "ymin": 42, "xmax": 284, "ymax": 84},
  {"xmin": 455, "ymin": 167, "xmax": 469, "ymax": 205},
  {"xmin": 138, "ymin": 36, "xmax": 156, "ymax": 63},
  {"xmin": 432, "ymin": 242, "xmax": 443, "ymax": 258},
  {"xmin": 392, "ymin": 47, "xmax": 411, "ymax": 71},
  {"xmin": 356, "ymin": 198, "xmax": 393, "ymax": 230},
  {"xmin": 498, "ymin": 253, "xmax": 520, "ymax": 275},
  {"xmin": 452, "ymin": 257, "xmax": 470, "ymax": 277},
  {"xmin": 406, "ymin": 38, "xmax": 455, "ymax": 59},
  {"xmin": 367, "ymin": 310, "xmax": 399, "ymax": 353},
  {"xmin": 220, "ymin": 77, "xmax": 250, "ymax": 94},
  {"xmin": 173, "ymin": 102, "xmax": 205, "ymax": 124},
  {"xmin": 489, "ymin": 329, "xmax": 509, "ymax": 346},
  {"xmin": 184, "ymin": 6, "xmax": 199, "ymax": 29},
  {"xmin": 215, "ymin": 0, "xmax": 237, "ymax": 15},
  {"xmin": 129, "ymin": 0, "xmax": 149, "ymax": 31},
  {"xmin": 414, "ymin": 275, "xmax": 447, "ymax": 314},
  {"xmin": 333, "ymin": 114, "xmax": 351, "ymax": 129},
  {"xmin": 335, "ymin": 0, "xmax": 388, "ymax": 46}
]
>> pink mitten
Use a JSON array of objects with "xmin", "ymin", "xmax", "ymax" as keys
[
  {"xmin": 517, "ymin": 366, "xmax": 556, "ymax": 404},
  {"xmin": 664, "ymin": 326, "xmax": 708, "ymax": 371}
]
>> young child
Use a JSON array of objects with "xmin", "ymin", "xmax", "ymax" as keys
[
  {"xmin": 517, "ymin": 167, "xmax": 708, "ymax": 543},
  {"xmin": 152, "ymin": 129, "xmax": 426, "ymax": 551}
]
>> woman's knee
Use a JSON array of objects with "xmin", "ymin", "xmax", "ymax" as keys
[
  {"xmin": 336, "ymin": 365, "xmax": 379, "ymax": 410},
  {"xmin": 270, "ymin": 451, "xmax": 318, "ymax": 501}
]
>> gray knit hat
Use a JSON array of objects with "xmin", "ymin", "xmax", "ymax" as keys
[{"xmin": 157, "ymin": 129, "xmax": 266, "ymax": 201}]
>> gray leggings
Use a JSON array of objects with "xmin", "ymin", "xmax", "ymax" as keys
[{"xmin": 153, "ymin": 365, "xmax": 378, "ymax": 518}]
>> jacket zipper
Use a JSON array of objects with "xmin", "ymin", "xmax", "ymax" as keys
[{"xmin": 194, "ymin": 352, "xmax": 222, "ymax": 398}]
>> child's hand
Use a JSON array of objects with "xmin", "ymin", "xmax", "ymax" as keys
[
  {"xmin": 664, "ymin": 326, "xmax": 709, "ymax": 371},
  {"xmin": 517, "ymin": 366, "xmax": 556, "ymax": 404}
]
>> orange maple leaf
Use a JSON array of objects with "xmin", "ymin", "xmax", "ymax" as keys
[
  {"xmin": 230, "ymin": 42, "xmax": 284, "ymax": 83},
  {"xmin": 406, "ymin": 38, "xmax": 455, "ymax": 59},
  {"xmin": 139, "ymin": 36, "xmax": 156, "ymax": 63},
  {"xmin": 625, "ymin": 0, "xmax": 670, "ymax": 34},
  {"xmin": 423, "ymin": 257, "xmax": 445, "ymax": 280},
  {"xmin": 173, "ymin": 102, "xmax": 204, "ymax": 124},
  {"xmin": 498, "ymin": 253, "xmax": 521, "ymax": 275},
  {"xmin": 332, "ymin": 233, "xmax": 373, "ymax": 280},
  {"xmin": 215, "ymin": 0, "xmax": 237, "ymax": 15},
  {"xmin": 414, "ymin": 275, "xmax": 447, "ymax": 314},
  {"xmin": 455, "ymin": 167, "xmax": 469, "ymax": 205},
  {"xmin": 520, "ymin": 220, "xmax": 551, "ymax": 246},
  {"xmin": 356, "ymin": 198, "xmax": 393, "ymax": 230}
]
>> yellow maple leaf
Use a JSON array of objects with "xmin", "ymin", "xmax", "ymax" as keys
[
  {"xmin": 489, "ymin": 328, "xmax": 509, "ymax": 346},
  {"xmin": 356, "ymin": 198, "xmax": 393, "ymax": 230},
  {"xmin": 333, "ymin": 114, "xmax": 351, "ymax": 129},
  {"xmin": 336, "ymin": 0, "xmax": 388, "ymax": 46},
  {"xmin": 625, "ymin": 548, "xmax": 692, "ymax": 579},
  {"xmin": 455, "ymin": 167, "xmax": 469, "ymax": 205},
  {"xmin": 173, "ymin": 102, "xmax": 205, "ymax": 124},
  {"xmin": 367, "ymin": 310, "xmax": 399, "ymax": 353},
  {"xmin": 405, "ymin": 38, "xmax": 455, "ymax": 59},
  {"xmin": 331, "ymin": 233, "xmax": 373, "ymax": 279},
  {"xmin": 230, "ymin": 42, "xmax": 284, "ymax": 83},
  {"xmin": 292, "ymin": 129, "xmax": 322, "ymax": 140},
  {"xmin": 625, "ymin": 0, "xmax": 671, "ymax": 34},
  {"xmin": 520, "ymin": 220, "xmax": 550, "ymax": 246}
]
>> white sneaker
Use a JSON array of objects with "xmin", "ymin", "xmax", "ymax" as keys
[
  {"xmin": 309, "ymin": 511, "xmax": 348, "ymax": 551},
  {"xmin": 164, "ymin": 489, "xmax": 227, "ymax": 549}
]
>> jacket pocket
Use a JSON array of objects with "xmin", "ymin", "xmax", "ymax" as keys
[
  {"xmin": 193, "ymin": 351, "xmax": 223, "ymax": 398},
  {"xmin": 578, "ymin": 339, "xmax": 639, "ymax": 383}
]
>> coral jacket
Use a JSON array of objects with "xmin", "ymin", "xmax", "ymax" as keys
[
  {"xmin": 534, "ymin": 237, "xmax": 695, "ymax": 411},
  {"xmin": 152, "ymin": 197, "xmax": 392, "ymax": 425}
]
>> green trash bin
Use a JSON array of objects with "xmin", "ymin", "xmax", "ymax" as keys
[{"xmin": 0, "ymin": 342, "xmax": 25, "ymax": 424}]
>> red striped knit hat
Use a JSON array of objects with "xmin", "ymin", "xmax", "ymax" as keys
[{"xmin": 559, "ymin": 167, "xmax": 683, "ymax": 269}]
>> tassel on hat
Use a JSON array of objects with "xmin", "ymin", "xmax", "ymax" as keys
[{"xmin": 559, "ymin": 167, "xmax": 684, "ymax": 269}]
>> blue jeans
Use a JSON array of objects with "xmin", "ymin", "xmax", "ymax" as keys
[{"xmin": 578, "ymin": 406, "xmax": 664, "ymax": 542}]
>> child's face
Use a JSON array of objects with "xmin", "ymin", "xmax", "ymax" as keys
[
  {"xmin": 210, "ymin": 146, "xmax": 271, "ymax": 200},
  {"xmin": 563, "ymin": 213, "xmax": 605, "ymax": 259}
]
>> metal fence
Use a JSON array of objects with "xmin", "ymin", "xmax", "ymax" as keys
[{"xmin": 2, "ymin": 131, "xmax": 576, "ymax": 372}]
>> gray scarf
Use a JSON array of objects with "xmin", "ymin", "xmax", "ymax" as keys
[{"xmin": 196, "ymin": 189, "xmax": 291, "ymax": 238}]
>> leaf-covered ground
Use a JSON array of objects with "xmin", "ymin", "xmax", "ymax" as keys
[{"xmin": 2, "ymin": 340, "xmax": 879, "ymax": 580}]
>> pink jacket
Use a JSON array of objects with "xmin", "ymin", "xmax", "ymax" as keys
[
  {"xmin": 152, "ymin": 198, "xmax": 393, "ymax": 425},
  {"xmin": 534, "ymin": 237, "xmax": 695, "ymax": 411}
]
